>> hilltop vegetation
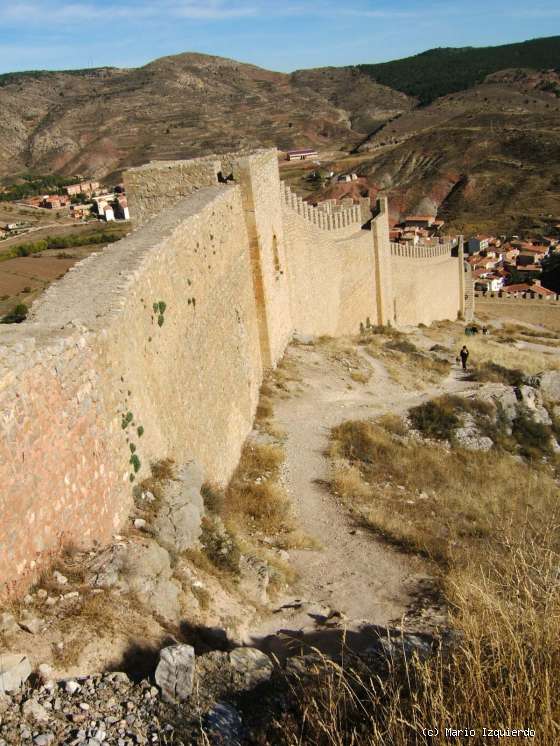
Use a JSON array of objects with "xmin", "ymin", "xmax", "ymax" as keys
[
  {"xmin": 0, "ymin": 173, "xmax": 78, "ymax": 202},
  {"xmin": 358, "ymin": 35, "xmax": 560, "ymax": 104},
  {"xmin": 0, "ymin": 67, "xmax": 115, "ymax": 88}
]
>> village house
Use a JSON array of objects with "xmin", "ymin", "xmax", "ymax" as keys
[
  {"xmin": 42, "ymin": 195, "xmax": 70, "ymax": 209},
  {"xmin": 466, "ymin": 234, "xmax": 494, "ymax": 254},
  {"xmin": 286, "ymin": 148, "xmax": 318, "ymax": 161},
  {"xmin": 502, "ymin": 244, "xmax": 520, "ymax": 263},
  {"xmin": 474, "ymin": 274, "xmax": 505, "ymax": 293},
  {"xmin": 502, "ymin": 280, "xmax": 556, "ymax": 298},
  {"xmin": 70, "ymin": 204, "xmax": 93, "ymax": 220},
  {"xmin": 468, "ymin": 255, "xmax": 498, "ymax": 271},
  {"xmin": 403, "ymin": 215, "xmax": 436, "ymax": 228},
  {"xmin": 516, "ymin": 247, "xmax": 546, "ymax": 266},
  {"xmin": 65, "ymin": 181, "xmax": 100, "ymax": 197},
  {"xmin": 113, "ymin": 196, "xmax": 130, "ymax": 220},
  {"xmin": 20, "ymin": 196, "xmax": 44, "ymax": 208}
]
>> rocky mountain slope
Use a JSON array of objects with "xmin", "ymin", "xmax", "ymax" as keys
[
  {"xmin": 0, "ymin": 53, "xmax": 367, "ymax": 182},
  {"xmin": 1, "ymin": 37, "xmax": 559, "ymax": 232},
  {"xmin": 350, "ymin": 69, "xmax": 560, "ymax": 233}
]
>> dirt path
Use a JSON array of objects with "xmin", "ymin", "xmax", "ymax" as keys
[{"xmin": 250, "ymin": 340, "xmax": 475, "ymax": 647}]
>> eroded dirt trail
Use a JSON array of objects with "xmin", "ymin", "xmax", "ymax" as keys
[{"xmin": 250, "ymin": 339, "xmax": 474, "ymax": 645}]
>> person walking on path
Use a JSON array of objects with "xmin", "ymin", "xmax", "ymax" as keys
[{"xmin": 459, "ymin": 345, "xmax": 469, "ymax": 370}]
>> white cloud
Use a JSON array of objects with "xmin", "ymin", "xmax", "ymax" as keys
[
  {"xmin": 2, "ymin": 0, "xmax": 558, "ymax": 29},
  {"xmin": 0, "ymin": 0, "xmax": 428, "ymax": 26},
  {"xmin": 172, "ymin": 1, "xmax": 259, "ymax": 19}
]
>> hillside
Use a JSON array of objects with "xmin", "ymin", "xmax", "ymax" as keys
[
  {"xmin": 0, "ymin": 37, "xmax": 559, "ymax": 234},
  {"xmin": 0, "ymin": 53, "xmax": 361, "ymax": 182},
  {"xmin": 357, "ymin": 35, "xmax": 560, "ymax": 104},
  {"xmin": 306, "ymin": 69, "xmax": 560, "ymax": 234}
]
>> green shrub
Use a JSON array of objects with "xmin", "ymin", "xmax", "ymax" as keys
[
  {"xmin": 385, "ymin": 338, "xmax": 418, "ymax": 354},
  {"xmin": 200, "ymin": 517, "xmax": 241, "ymax": 574},
  {"xmin": 130, "ymin": 454, "xmax": 141, "ymax": 473},
  {"xmin": 409, "ymin": 398, "xmax": 460, "ymax": 440},
  {"xmin": 1, "ymin": 303, "xmax": 28, "ymax": 324},
  {"xmin": 121, "ymin": 411, "xmax": 133, "ymax": 429},
  {"xmin": 468, "ymin": 361, "xmax": 525, "ymax": 387},
  {"xmin": 512, "ymin": 409, "xmax": 553, "ymax": 460}
]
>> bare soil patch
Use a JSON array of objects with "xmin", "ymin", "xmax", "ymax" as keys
[{"xmin": 476, "ymin": 298, "xmax": 560, "ymax": 332}]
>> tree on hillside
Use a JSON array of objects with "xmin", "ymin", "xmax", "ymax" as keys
[{"xmin": 540, "ymin": 252, "xmax": 560, "ymax": 293}]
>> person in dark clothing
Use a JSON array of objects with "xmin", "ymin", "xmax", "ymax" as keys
[{"xmin": 459, "ymin": 345, "xmax": 469, "ymax": 370}]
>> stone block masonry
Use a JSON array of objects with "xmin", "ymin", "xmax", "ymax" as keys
[{"xmin": 0, "ymin": 148, "xmax": 469, "ymax": 596}]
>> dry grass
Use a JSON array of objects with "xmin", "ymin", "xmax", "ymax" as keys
[
  {"xmin": 465, "ymin": 336, "xmax": 560, "ymax": 375},
  {"xmin": 53, "ymin": 591, "xmax": 155, "ymax": 668},
  {"xmin": 267, "ymin": 412, "xmax": 560, "ymax": 746},
  {"xmin": 350, "ymin": 370, "xmax": 371, "ymax": 384},
  {"xmin": 271, "ymin": 524, "xmax": 560, "ymax": 744},
  {"xmin": 265, "ymin": 412, "xmax": 560, "ymax": 744},
  {"xmin": 329, "ymin": 418, "xmax": 556, "ymax": 562},
  {"xmin": 476, "ymin": 298, "xmax": 560, "ymax": 332},
  {"xmin": 500, "ymin": 322, "xmax": 560, "ymax": 340},
  {"xmin": 359, "ymin": 332, "xmax": 451, "ymax": 390}
]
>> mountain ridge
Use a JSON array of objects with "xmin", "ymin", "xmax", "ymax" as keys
[{"xmin": 0, "ymin": 36, "xmax": 558, "ymax": 233}]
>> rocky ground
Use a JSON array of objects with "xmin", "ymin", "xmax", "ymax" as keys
[{"xmin": 3, "ymin": 317, "xmax": 560, "ymax": 744}]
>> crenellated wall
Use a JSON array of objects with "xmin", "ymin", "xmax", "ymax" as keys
[
  {"xmin": 0, "ymin": 147, "xmax": 468, "ymax": 595},
  {"xmin": 387, "ymin": 240, "xmax": 463, "ymax": 326}
]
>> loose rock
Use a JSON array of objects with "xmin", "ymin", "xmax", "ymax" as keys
[
  {"xmin": 155, "ymin": 644, "xmax": 195, "ymax": 704},
  {"xmin": 228, "ymin": 648, "xmax": 273, "ymax": 688},
  {"xmin": 0, "ymin": 653, "xmax": 32, "ymax": 694}
]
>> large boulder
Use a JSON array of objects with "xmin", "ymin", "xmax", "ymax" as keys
[
  {"xmin": 517, "ymin": 385, "xmax": 551, "ymax": 425},
  {"xmin": 535, "ymin": 371, "xmax": 560, "ymax": 404},
  {"xmin": 89, "ymin": 541, "xmax": 181, "ymax": 622},
  {"xmin": 454, "ymin": 413, "xmax": 493, "ymax": 451},
  {"xmin": 0, "ymin": 613, "xmax": 19, "ymax": 637},
  {"xmin": 153, "ymin": 461, "xmax": 204, "ymax": 554},
  {"xmin": 204, "ymin": 702, "xmax": 243, "ymax": 746},
  {"xmin": 0, "ymin": 653, "xmax": 31, "ymax": 694},
  {"xmin": 228, "ymin": 648, "xmax": 273, "ymax": 688},
  {"xmin": 155, "ymin": 644, "xmax": 195, "ymax": 704},
  {"xmin": 475, "ymin": 384, "xmax": 519, "ymax": 426}
]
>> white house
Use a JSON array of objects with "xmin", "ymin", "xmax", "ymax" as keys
[
  {"xmin": 286, "ymin": 148, "xmax": 318, "ymax": 161},
  {"xmin": 475, "ymin": 276, "xmax": 505, "ymax": 292}
]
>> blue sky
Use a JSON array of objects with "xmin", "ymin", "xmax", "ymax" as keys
[{"xmin": 0, "ymin": 0, "xmax": 558, "ymax": 74}]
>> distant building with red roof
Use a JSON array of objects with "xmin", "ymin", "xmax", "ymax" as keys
[{"xmin": 286, "ymin": 148, "xmax": 318, "ymax": 161}]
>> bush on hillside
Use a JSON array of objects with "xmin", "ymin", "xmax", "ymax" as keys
[
  {"xmin": 408, "ymin": 398, "xmax": 460, "ymax": 441},
  {"xmin": 1, "ymin": 303, "xmax": 28, "ymax": 324}
]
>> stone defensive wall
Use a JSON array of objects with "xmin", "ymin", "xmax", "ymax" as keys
[
  {"xmin": 390, "ymin": 240, "xmax": 463, "ymax": 326},
  {"xmin": 0, "ymin": 148, "xmax": 467, "ymax": 595}
]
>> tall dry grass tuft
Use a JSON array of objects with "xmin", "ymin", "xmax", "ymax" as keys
[
  {"xmin": 329, "ymin": 418, "xmax": 557, "ymax": 561},
  {"xmin": 270, "ymin": 411, "xmax": 560, "ymax": 744},
  {"xmin": 463, "ymin": 336, "xmax": 560, "ymax": 375}
]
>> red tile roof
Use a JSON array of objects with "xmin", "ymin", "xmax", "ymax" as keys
[
  {"xmin": 504, "ymin": 283, "xmax": 555, "ymax": 296},
  {"xmin": 286, "ymin": 148, "xmax": 317, "ymax": 155}
]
